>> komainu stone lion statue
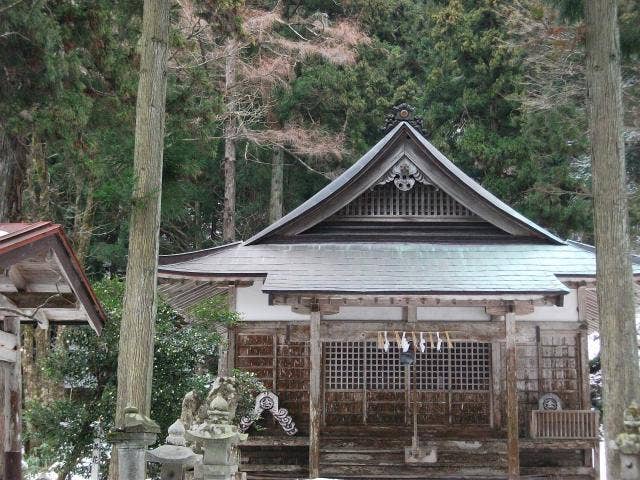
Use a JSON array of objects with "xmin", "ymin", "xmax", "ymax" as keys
[{"xmin": 180, "ymin": 376, "xmax": 240, "ymax": 431}]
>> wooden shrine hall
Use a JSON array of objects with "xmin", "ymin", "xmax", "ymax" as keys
[
  {"xmin": 0, "ymin": 222, "xmax": 105, "ymax": 480},
  {"xmin": 159, "ymin": 107, "xmax": 633, "ymax": 479}
]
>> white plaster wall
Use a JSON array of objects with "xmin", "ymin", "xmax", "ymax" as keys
[{"xmin": 236, "ymin": 281, "xmax": 305, "ymax": 321}]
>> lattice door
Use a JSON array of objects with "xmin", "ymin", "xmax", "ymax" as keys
[{"xmin": 323, "ymin": 341, "xmax": 491, "ymax": 426}]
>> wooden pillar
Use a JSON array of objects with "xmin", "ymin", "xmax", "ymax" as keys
[
  {"xmin": 578, "ymin": 326, "xmax": 596, "ymax": 470},
  {"xmin": 226, "ymin": 284, "xmax": 236, "ymax": 373},
  {"xmin": 4, "ymin": 317, "xmax": 21, "ymax": 480},
  {"xmin": 403, "ymin": 305, "xmax": 417, "ymax": 323},
  {"xmin": 309, "ymin": 308, "xmax": 321, "ymax": 479},
  {"xmin": 217, "ymin": 284, "xmax": 236, "ymax": 377},
  {"xmin": 491, "ymin": 340, "xmax": 501, "ymax": 429},
  {"xmin": 505, "ymin": 311, "xmax": 519, "ymax": 479},
  {"xmin": 579, "ymin": 327, "xmax": 591, "ymax": 410}
]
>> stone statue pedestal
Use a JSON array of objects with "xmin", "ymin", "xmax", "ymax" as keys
[
  {"xmin": 186, "ymin": 426, "xmax": 247, "ymax": 480},
  {"xmin": 108, "ymin": 406, "xmax": 160, "ymax": 480}
]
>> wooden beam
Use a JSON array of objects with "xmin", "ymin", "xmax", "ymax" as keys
[
  {"xmin": 0, "ymin": 276, "xmax": 72, "ymax": 294},
  {"xmin": 271, "ymin": 293, "xmax": 560, "ymax": 309},
  {"xmin": 20, "ymin": 307, "xmax": 87, "ymax": 322},
  {"xmin": 514, "ymin": 301, "xmax": 535, "ymax": 316},
  {"xmin": 2, "ymin": 291, "xmax": 76, "ymax": 309},
  {"xmin": 3, "ymin": 318, "xmax": 22, "ymax": 480},
  {"xmin": 291, "ymin": 304, "xmax": 339, "ymax": 315},
  {"xmin": 322, "ymin": 320, "xmax": 506, "ymax": 342},
  {"xmin": 309, "ymin": 308, "xmax": 321, "ymax": 479},
  {"xmin": 505, "ymin": 311, "xmax": 520, "ymax": 479}
]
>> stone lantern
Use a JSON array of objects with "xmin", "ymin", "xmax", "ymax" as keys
[
  {"xmin": 147, "ymin": 419, "xmax": 201, "ymax": 480},
  {"xmin": 185, "ymin": 393, "xmax": 248, "ymax": 480}
]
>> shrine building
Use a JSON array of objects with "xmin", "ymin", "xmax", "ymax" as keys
[{"xmin": 158, "ymin": 107, "xmax": 632, "ymax": 479}]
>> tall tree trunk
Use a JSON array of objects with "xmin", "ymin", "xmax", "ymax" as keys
[
  {"xmin": 23, "ymin": 133, "xmax": 50, "ymax": 221},
  {"xmin": 222, "ymin": 37, "xmax": 238, "ymax": 243},
  {"xmin": 0, "ymin": 125, "xmax": 27, "ymax": 222},
  {"xmin": 584, "ymin": 0, "xmax": 640, "ymax": 476},
  {"xmin": 110, "ymin": 0, "xmax": 169, "ymax": 477},
  {"xmin": 72, "ymin": 183, "xmax": 96, "ymax": 266},
  {"xmin": 269, "ymin": 146, "xmax": 284, "ymax": 223}
]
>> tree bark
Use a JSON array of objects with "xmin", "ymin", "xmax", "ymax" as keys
[
  {"xmin": 111, "ymin": 0, "xmax": 169, "ymax": 477},
  {"xmin": 72, "ymin": 185, "xmax": 95, "ymax": 266},
  {"xmin": 584, "ymin": 0, "xmax": 640, "ymax": 476},
  {"xmin": 269, "ymin": 147, "xmax": 284, "ymax": 223},
  {"xmin": 222, "ymin": 37, "xmax": 238, "ymax": 243},
  {"xmin": 0, "ymin": 125, "xmax": 27, "ymax": 223}
]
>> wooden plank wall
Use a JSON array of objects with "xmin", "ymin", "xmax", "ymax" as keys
[
  {"xmin": 235, "ymin": 322, "xmax": 584, "ymax": 438},
  {"xmin": 502, "ymin": 330, "xmax": 580, "ymax": 435},
  {"xmin": 235, "ymin": 330, "xmax": 310, "ymax": 432}
]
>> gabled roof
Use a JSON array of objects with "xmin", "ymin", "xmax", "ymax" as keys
[
  {"xmin": 158, "ymin": 121, "xmax": 604, "ymax": 300},
  {"xmin": 0, "ymin": 222, "xmax": 105, "ymax": 333},
  {"xmin": 246, "ymin": 122, "xmax": 563, "ymax": 245}
]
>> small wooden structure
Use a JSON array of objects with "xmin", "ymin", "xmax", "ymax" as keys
[
  {"xmin": 159, "ymin": 108, "xmax": 629, "ymax": 479},
  {"xmin": 0, "ymin": 222, "xmax": 105, "ymax": 480}
]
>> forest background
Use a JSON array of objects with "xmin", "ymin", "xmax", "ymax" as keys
[{"xmin": 1, "ymin": 0, "xmax": 639, "ymax": 478}]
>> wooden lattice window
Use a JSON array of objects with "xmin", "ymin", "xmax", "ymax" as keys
[
  {"xmin": 449, "ymin": 342, "xmax": 491, "ymax": 391},
  {"xmin": 334, "ymin": 183, "xmax": 477, "ymax": 219},
  {"xmin": 325, "ymin": 342, "xmax": 364, "ymax": 390},
  {"xmin": 325, "ymin": 341, "xmax": 491, "ymax": 392},
  {"xmin": 365, "ymin": 342, "xmax": 404, "ymax": 390},
  {"xmin": 413, "ymin": 345, "xmax": 450, "ymax": 390}
]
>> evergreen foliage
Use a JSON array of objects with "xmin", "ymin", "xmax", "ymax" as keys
[{"xmin": 22, "ymin": 278, "xmax": 260, "ymax": 479}]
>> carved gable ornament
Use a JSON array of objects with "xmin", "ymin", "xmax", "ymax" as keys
[
  {"xmin": 239, "ymin": 391, "xmax": 298, "ymax": 436},
  {"xmin": 378, "ymin": 157, "xmax": 431, "ymax": 191}
]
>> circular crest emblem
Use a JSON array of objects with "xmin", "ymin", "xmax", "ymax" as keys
[
  {"xmin": 538, "ymin": 393, "xmax": 562, "ymax": 411},
  {"xmin": 259, "ymin": 395, "xmax": 275, "ymax": 411}
]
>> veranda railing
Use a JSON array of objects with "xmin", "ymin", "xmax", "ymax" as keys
[{"xmin": 530, "ymin": 410, "xmax": 600, "ymax": 439}]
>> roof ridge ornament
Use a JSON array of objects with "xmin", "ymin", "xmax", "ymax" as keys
[
  {"xmin": 378, "ymin": 157, "xmax": 431, "ymax": 191},
  {"xmin": 381, "ymin": 103, "xmax": 425, "ymax": 134}
]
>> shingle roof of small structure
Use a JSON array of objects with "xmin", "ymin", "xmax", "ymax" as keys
[
  {"xmin": 0, "ymin": 222, "xmax": 105, "ymax": 332},
  {"xmin": 159, "ymin": 242, "xmax": 640, "ymax": 295}
]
